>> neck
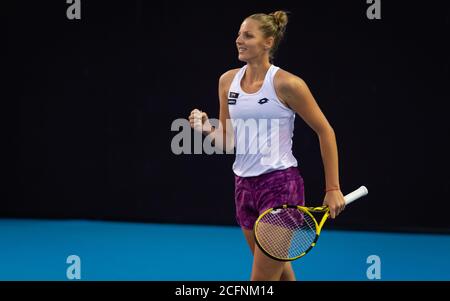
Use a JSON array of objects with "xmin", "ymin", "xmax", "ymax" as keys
[{"xmin": 245, "ymin": 60, "xmax": 272, "ymax": 82}]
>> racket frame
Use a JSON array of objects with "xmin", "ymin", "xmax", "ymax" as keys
[{"xmin": 254, "ymin": 204, "xmax": 331, "ymax": 261}]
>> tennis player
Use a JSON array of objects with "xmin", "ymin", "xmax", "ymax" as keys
[{"xmin": 189, "ymin": 11, "xmax": 346, "ymax": 281}]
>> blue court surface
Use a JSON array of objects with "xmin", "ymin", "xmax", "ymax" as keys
[{"xmin": 1, "ymin": 219, "xmax": 449, "ymax": 281}]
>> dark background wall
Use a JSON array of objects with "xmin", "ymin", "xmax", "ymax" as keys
[{"xmin": 5, "ymin": 1, "xmax": 450, "ymax": 232}]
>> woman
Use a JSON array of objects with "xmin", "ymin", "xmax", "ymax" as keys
[{"xmin": 189, "ymin": 11, "xmax": 345, "ymax": 281}]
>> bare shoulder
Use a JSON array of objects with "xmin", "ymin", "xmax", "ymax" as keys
[
  {"xmin": 274, "ymin": 69, "xmax": 308, "ymax": 92},
  {"xmin": 219, "ymin": 68, "xmax": 240, "ymax": 88}
]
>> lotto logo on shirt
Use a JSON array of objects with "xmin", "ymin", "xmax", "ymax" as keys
[{"xmin": 258, "ymin": 98, "xmax": 269, "ymax": 104}]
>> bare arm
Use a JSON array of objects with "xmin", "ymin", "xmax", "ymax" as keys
[{"xmin": 275, "ymin": 71, "xmax": 345, "ymax": 218}]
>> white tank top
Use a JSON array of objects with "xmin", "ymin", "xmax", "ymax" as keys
[{"xmin": 228, "ymin": 64, "xmax": 298, "ymax": 177}]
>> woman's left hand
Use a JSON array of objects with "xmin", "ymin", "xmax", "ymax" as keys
[{"xmin": 323, "ymin": 190, "xmax": 346, "ymax": 219}]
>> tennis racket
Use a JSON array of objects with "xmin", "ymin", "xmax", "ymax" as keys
[{"xmin": 254, "ymin": 185, "xmax": 368, "ymax": 261}]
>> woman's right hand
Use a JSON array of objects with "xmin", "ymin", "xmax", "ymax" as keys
[{"xmin": 189, "ymin": 109, "xmax": 214, "ymax": 135}]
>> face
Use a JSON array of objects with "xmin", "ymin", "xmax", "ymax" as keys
[{"xmin": 236, "ymin": 18, "xmax": 273, "ymax": 63}]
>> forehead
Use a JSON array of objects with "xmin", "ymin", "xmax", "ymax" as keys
[{"xmin": 239, "ymin": 18, "xmax": 261, "ymax": 32}]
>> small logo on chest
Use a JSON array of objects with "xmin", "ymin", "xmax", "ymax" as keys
[
  {"xmin": 228, "ymin": 92, "xmax": 239, "ymax": 105},
  {"xmin": 258, "ymin": 98, "xmax": 269, "ymax": 104},
  {"xmin": 229, "ymin": 92, "xmax": 239, "ymax": 98}
]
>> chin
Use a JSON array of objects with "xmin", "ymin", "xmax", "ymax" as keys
[{"xmin": 238, "ymin": 54, "xmax": 249, "ymax": 62}]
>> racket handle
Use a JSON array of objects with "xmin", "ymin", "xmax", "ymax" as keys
[{"xmin": 344, "ymin": 186, "xmax": 368, "ymax": 205}]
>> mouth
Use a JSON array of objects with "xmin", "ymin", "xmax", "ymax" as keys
[{"xmin": 237, "ymin": 46, "xmax": 248, "ymax": 53}]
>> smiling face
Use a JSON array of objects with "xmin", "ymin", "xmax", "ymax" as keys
[{"xmin": 236, "ymin": 18, "xmax": 274, "ymax": 63}]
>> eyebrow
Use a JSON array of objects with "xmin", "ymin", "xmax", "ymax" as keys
[{"xmin": 238, "ymin": 31, "xmax": 253, "ymax": 34}]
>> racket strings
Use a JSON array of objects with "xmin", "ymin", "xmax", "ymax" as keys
[{"xmin": 256, "ymin": 207, "xmax": 317, "ymax": 259}]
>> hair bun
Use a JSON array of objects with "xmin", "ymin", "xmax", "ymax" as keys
[{"xmin": 270, "ymin": 11, "xmax": 288, "ymax": 32}]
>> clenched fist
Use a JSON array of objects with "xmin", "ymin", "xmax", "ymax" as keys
[{"xmin": 189, "ymin": 109, "xmax": 214, "ymax": 135}]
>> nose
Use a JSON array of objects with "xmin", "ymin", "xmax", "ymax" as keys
[{"xmin": 236, "ymin": 34, "xmax": 243, "ymax": 45}]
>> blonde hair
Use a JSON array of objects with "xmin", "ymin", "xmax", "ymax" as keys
[{"xmin": 248, "ymin": 11, "xmax": 289, "ymax": 61}]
